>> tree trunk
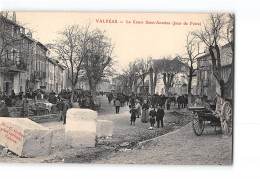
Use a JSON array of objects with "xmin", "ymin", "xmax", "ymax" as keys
[
  {"xmin": 134, "ymin": 86, "xmax": 138, "ymax": 94},
  {"xmin": 129, "ymin": 83, "xmax": 133, "ymax": 93},
  {"xmin": 188, "ymin": 81, "xmax": 192, "ymax": 106},
  {"xmin": 152, "ymin": 73, "xmax": 157, "ymax": 95},
  {"xmin": 70, "ymin": 85, "xmax": 75, "ymax": 102},
  {"xmin": 188, "ymin": 93, "xmax": 192, "ymax": 107},
  {"xmin": 219, "ymin": 79, "xmax": 225, "ymax": 98},
  {"xmin": 165, "ymin": 85, "xmax": 170, "ymax": 96},
  {"xmin": 187, "ymin": 68, "xmax": 193, "ymax": 106},
  {"xmin": 89, "ymin": 78, "xmax": 97, "ymax": 102},
  {"xmin": 150, "ymin": 70, "xmax": 154, "ymax": 95}
]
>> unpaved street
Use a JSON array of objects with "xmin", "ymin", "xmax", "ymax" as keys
[{"xmin": 94, "ymin": 122, "xmax": 232, "ymax": 165}]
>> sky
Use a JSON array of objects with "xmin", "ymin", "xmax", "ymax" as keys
[{"xmin": 14, "ymin": 12, "xmax": 210, "ymax": 72}]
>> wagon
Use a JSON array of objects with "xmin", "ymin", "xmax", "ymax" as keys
[{"xmin": 188, "ymin": 95, "xmax": 233, "ymax": 136}]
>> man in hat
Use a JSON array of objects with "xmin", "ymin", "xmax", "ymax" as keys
[
  {"xmin": 149, "ymin": 108, "xmax": 157, "ymax": 127},
  {"xmin": 156, "ymin": 105, "xmax": 165, "ymax": 128},
  {"xmin": 130, "ymin": 105, "xmax": 137, "ymax": 126}
]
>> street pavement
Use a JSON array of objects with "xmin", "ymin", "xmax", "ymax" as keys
[
  {"xmin": 93, "ymin": 121, "xmax": 232, "ymax": 165},
  {"xmin": 92, "ymin": 97, "xmax": 232, "ymax": 165}
]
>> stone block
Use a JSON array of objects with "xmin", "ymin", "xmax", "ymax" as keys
[
  {"xmin": 0, "ymin": 117, "xmax": 53, "ymax": 157},
  {"xmin": 96, "ymin": 120, "xmax": 113, "ymax": 138},
  {"xmin": 65, "ymin": 108, "xmax": 97, "ymax": 148}
]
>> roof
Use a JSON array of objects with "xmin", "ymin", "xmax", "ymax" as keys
[
  {"xmin": 57, "ymin": 63, "xmax": 65, "ymax": 70},
  {"xmin": 222, "ymin": 42, "xmax": 232, "ymax": 48},
  {"xmin": 21, "ymin": 34, "xmax": 35, "ymax": 43},
  {"xmin": 36, "ymin": 41, "xmax": 48, "ymax": 51},
  {"xmin": 197, "ymin": 53, "xmax": 210, "ymax": 60},
  {"xmin": 152, "ymin": 57, "xmax": 188, "ymax": 69},
  {"xmin": 47, "ymin": 57, "xmax": 66, "ymax": 70},
  {"xmin": 47, "ymin": 57, "xmax": 57, "ymax": 65},
  {"xmin": 197, "ymin": 43, "xmax": 233, "ymax": 67},
  {"xmin": 1, "ymin": 15, "xmax": 22, "ymax": 28}
]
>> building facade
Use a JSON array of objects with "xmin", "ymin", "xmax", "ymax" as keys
[
  {"xmin": 0, "ymin": 12, "xmax": 28, "ymax": 95},
  {"xmin": 0, "ymin": 12, "xmax": 67, "ymax": 95},
  {"xmin": 196, "ymin": 43, "xmax": 233, "ymax": 101}
]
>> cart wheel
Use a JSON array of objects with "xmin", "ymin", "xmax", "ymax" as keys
[
  {"xmin": 192, "ymin": 112, "xmax": 205, "ymax": 136},
  {"xmin": 221, "ymin": 101, "xmax": 233, "ymax": 136}
]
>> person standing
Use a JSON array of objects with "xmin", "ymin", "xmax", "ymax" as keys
[
  {"xmin": 63, "ymin": 100, "xmax": 70, "ymax": 124},
  {"xmin": 130, "ymin": 106, "xmax": 137, "ymax": 126},
  {"xmin": 141, "ymin": 100, "xmax": 149, "ymax": 123},
  {"xmin": 72, "ymin": 99, "xmax": 80, "ymax": 108},
  {"xmin": 57, "ymin": 99, "xmax": 65, "ymax": 122},
  {"xmin": 156, "ymin": 105, "xmax": 165, "ymax": 128},
  {"xmin": 149, "ymin": 108, "xmax": 157, "ymax": 127},
  {"xmin": 0, "ymin": 100, "xmax": 9, "ymax": 117},
  {"xmin": 10, "ymin": 90, "xmax": 16, "ymax": 99},
  {"xmin": 136, "ymin": 101, "xmax": 141, "ymax": 118},
  {"xmin": 115, "ymin": 98, "xmax": 121, "ymax": 114},
  {"xmin": 108, "ymin": 93, "xmax": 113, "ymax": 104}
]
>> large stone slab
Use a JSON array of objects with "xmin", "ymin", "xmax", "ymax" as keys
[
  {"xmin": 0, "ymin": 117, "xmax": 52, "ymax": 157},
  {"xmin": 65, "ymin": 108, "xmax": 98, "ymax": 148},
  {"xmin": 96, "ymin": 120, "xmax": 113, "ymax": 138}
]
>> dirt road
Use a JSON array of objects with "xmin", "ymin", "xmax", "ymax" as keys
[{"xmin": 93, "ymin": 122, "xmax": 233, "ymax": 165}]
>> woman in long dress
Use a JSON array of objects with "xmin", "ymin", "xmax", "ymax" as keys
[
  {"xmin": 136, "ymin": 101, "xmax": 141, "ymax": 118},
  {"xmin": 141, "ymin": 100, "xmax": 149, "ymax": 123}
]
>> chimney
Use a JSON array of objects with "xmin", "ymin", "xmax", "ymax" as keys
[
  {"xmin": 22, "ymin": 28, "xmax": 25, "ymax": 34},
  {"xmin": 27, "ymin": 31, "xmax": 32, "ymax": 38},
  {"xmin": 12, "ymin": 12, "xmax": 16, "ymax": 22}
]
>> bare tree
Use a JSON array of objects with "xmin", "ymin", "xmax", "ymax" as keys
[
  {"xmin": 123, "ymin": 61, "xmax": 138, "ymax": 93},
  {"xmin": 81, "ymin": 29, "xmax": 114, "ymax": 101},
  {"xmin": 149, "ymin": 59, "xmax": 162, "ymax": 95},
  {"xmin": 48, "ymin": 25, "xmax": 87, "ymax": 102},
  {"xmin": 179, "ymin": 33, "xmax": 205, "ymax": 104},
  {"xmin": 134, "ymin": 57, "xmax": 151, "ymax": 94},
  {"xmin": 114, "ymin": 73, "xmax": 129, "ymax": 94},
  {"xmin": 192, "ymin": 13, "xmax": 234, "ymax": 98},
  {"xmin": 160, "ymin": 56, "xmax": 183, "ymax": 95}
]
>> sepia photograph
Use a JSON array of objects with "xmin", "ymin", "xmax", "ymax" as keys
[{"xmin": 0, "ymin": 11, "xmax": 234, "ymax": 165}]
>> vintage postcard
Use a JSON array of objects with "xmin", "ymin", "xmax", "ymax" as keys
[{"xmin": 0, "ymin": 12, "xmax": 234, "ymax": 164}]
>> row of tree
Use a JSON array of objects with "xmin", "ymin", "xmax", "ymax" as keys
[
  {"xmin": 48, "ymin": 25, "xmax": 114, "ymax": 102},
  {"xmin": 182, "ymin": 13, "xmax": 234, "ymax": 101},
  {"xmin": 115, "ymin": 56, "xmax": 186, "ymax": 96},
  {"xmin": 0, "ymin": 12, "xmax": 234, "ymax": 104},
  {"xmin": 0, "ymin": 13, "xmax": 114, "ymax": 102},
  {"xmin": 115, "ymin": 13, "xmax": 234, "ymax": 104}
]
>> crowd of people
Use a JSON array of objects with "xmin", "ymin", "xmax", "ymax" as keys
[
  {"xmin": 0, "ymin": 88, "xmax": 99, "ymax": 122},
  {"xmin": 106, "ymin": 92, "xmax": 185, "ymax": 128},
  {"xmin": 0, "ymin": 87, "xmax": 213, "ymax": 128},
  {"xmin": 106, "ymin": 92, "xmax": 212, "ymax": 129}
]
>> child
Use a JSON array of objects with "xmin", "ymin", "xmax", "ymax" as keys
[
  {"xmin": 130, "ymin": 106, "xmax": 137, "ymax": 126},
  {"xmin": 149, "ymin": 108, "xmax": 157, "ymax": 127}
]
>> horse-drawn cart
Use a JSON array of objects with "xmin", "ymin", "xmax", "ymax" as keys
[{"xmin": 188, "ymin": 95, "xmax": 233, "ymax": 136}]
